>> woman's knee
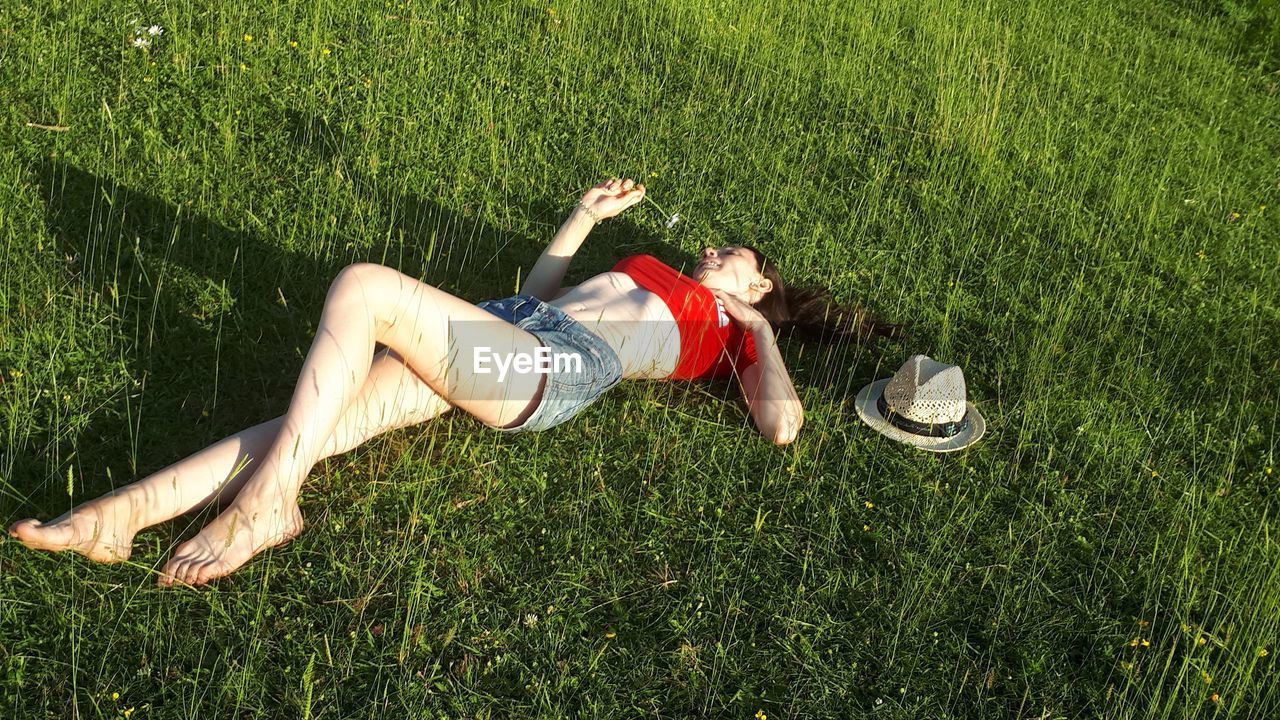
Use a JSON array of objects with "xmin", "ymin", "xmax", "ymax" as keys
[
  {"xmin": 330, "ymin": 262, "xmax": 423, "ymax": 300},
  {"xmin": 327, "ymin": 264, "xmax": 443, "ymax": 321}
]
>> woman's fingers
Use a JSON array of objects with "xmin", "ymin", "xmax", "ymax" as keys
[
  {"xmin": 597, "ymin": 177, "xmax": 645, "ymax": 195},
  {"xmin": 587, "ymin": 178, "xmax": 644, "ymax": 216},
  {"xmin": 714, "ymin": 289, "xmax": 745, "ymax": 312}
]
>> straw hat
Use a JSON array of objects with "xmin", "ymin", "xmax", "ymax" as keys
[{"xmin": 854, "ymin": 355, "xmax": 986, "ymax": 453}]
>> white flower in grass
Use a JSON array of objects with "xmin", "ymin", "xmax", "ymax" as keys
[
  {"xmin": 131, "ymin": 36, "xmax": 151, "ymax": 49},
  {"xmin": 665, "ymin": 213, "xmax": 681, "ymax": 229},
  {"xmin": 147, "ymin": 25, "xmax": 164, "ymax": 36}
]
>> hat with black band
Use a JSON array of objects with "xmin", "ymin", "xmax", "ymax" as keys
[{"xmin": 854, "ymin": 355, "xmax": 986, "ymax": 453}]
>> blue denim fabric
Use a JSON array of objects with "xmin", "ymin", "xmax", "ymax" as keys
[{"xmin": 474, "ymin": 294, "xmax": 624, "ymax": 432}]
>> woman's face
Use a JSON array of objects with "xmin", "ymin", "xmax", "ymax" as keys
[{"xmin": 692, "ymin": 246, "xmax": 772, "ymax": 302}]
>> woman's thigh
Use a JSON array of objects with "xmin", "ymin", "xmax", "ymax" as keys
[{"xmin": 334, "ymin": 263, "xmax": 545, "ymax": 428}]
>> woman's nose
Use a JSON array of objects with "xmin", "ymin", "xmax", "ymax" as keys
[{"xmin": 701, "ymin": 247, "xmax": 717, "ymax": 259}]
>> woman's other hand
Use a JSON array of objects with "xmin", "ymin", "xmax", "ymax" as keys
[
  {"xmin": 578, "ymin": 177, "xmax": 646, "ymax": 221},
  {"xmin": 712, "ymin": 289, "xmax": 770, "ymax": 335}
]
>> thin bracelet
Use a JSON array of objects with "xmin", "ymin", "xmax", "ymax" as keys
[{"xmin": 576, "ymin": 200, "xmax": 603, "ymax": 224}]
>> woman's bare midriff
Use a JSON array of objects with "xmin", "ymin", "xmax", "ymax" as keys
[{"xmin": 548, "ymin": 272, "xmax": 680, "ymax": 379}]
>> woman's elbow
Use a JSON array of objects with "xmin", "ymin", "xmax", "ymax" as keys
[{"xmin": 767, "ymin": 408, "xmax": 804, "ymax": 446}]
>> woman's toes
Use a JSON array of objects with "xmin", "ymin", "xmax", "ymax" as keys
[
  {"xmin": 174, "ymin": 564, "xmax": 192, "ymax": 586},
  {"xmin": 194, "ymin": 561, "xmax": 222, "ymax": 586},
  {"xmin": 196, "ymin": 561, "xmax": 221, "ymax": 586},
  {"xmin": 160, "ymin": 556, "xmax": 190, "ymax": 587},
  {"xmin": 178, "ymin": 557, "xmax": 201, "ymax": 585},
  {"xmin": 9, "ymin": 518, "xmax": 72, "ymax": 550},
  {"xmin": 8, "ymin": 518, "xmax": 40, "ymax": 539},
  {"xmin": 158, "ymin": 563, "xmax": 178, "ymax": 587}
]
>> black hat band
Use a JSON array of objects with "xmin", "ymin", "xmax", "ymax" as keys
[{"xmin": 877, "ymin": 393, "xmax": 969, "ymax": 439}]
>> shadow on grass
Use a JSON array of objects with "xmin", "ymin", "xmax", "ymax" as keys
[{"xmin": 9, "ymin": 152, "xmax": 561, "ymax": 520}]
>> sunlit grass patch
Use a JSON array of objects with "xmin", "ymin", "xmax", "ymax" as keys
[{"xmin": 0, "ymin": 0, "xmax": 1277, "ymax": 717}]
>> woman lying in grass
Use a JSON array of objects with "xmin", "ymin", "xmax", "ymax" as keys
[{"xmin": 9, "ymin": 177, "xmax": 897, "ymax": 586}]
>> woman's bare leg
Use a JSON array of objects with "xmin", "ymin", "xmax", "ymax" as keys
[
  {"xmin": 160, "ymin": 264, "xmax": 545, "ymax": 586},
  {"xmin": 8, "ymin": 348, "xmax": 450, "ymax": 563}
]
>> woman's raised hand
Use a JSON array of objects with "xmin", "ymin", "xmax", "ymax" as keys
[
  {"xmin": 578, "ymin": 177, "xmax": 646, "ymax": 221},
  {"xmin": 712, "ymin": 289, "xmax": 770, "ymax": 335}
]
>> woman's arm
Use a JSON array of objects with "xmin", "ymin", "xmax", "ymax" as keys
[
  {"xmin": 519, "ymin": 207, "xmax": 595, "ymax": 301},
  {"xmin": 738, "ymin": 326, "xmax": 804, "ymax": 445},
  {"xmin": 714, "ymin": 291, "xmax": 804, "ymax": 445},
  {"xmin": 520, "ymin": 178, "xmax": 646, "ymax": 300}
]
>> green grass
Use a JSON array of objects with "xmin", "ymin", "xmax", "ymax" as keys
[{"xmin": 2, "ymin": 0, "xmax": 1279, "ymax": 716}]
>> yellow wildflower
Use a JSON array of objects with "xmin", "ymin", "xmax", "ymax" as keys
[
  {"xmin": 1211, "ymin": 693, "xmax": 1220, "ymax": 703},
  {"xmin": 321, "ymin": 47, "xmax": 331, "ymax": 56},
  {"xmin": 243, "ymin": 33, "xmax": 253, "ymax": 42},
  {"xmin": 112, "ymin": 692, "xmax": 120, "ymax": 701},
  {"xmin": 864, "ymin": 500, "xmax": 874, "ymax": 509},
  {"xmin": 1202, "ymin": 670, "xmax": 1211, "ymax": 684},
  {"xmin": 1259, "ymin": 647, "xmax": 1270, "ymax": 658},
  {"xmin": 289, "ymin": 40, "xmax": 298, "ymax": 48}
]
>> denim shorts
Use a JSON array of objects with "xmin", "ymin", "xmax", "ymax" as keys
[{"xmin": 473, "ymin": 294, "xmax": 623, "ymax": 432}]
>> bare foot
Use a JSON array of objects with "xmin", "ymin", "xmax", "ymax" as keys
[
  {"xmin": 8, "ymin": 493, "xmax": 140, "ymax": 563},
  {"xmin": 158, "ymin": 500, "xmax": 303, "ymax": 586}
]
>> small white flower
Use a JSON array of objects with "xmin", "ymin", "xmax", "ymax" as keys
[
  {"xmin": 132, "ymin": 36, "xmax": 151, "ymax": 49},
  {"xmin": 665, "ymin": 213, "xmax": 681, "ymax": 229},
  {"xmin": 147, "ymin": 25, "xmax": 164, "ymax": 36},
  {"xmin": 522, "ymin": 613, "xmax": 539, "ymax": 628}
]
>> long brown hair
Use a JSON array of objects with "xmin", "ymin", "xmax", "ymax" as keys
[{"xmin": 744, "ymin": 246, "xmax": 904, "ymax": 343}]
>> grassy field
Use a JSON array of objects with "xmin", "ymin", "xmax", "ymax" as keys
[{"xmin": 2, "ymin": 0, "xmax": 1279, "ymax": 717}]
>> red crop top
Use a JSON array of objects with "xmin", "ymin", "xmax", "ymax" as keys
[{"xmin": 610, "ymin": 254, "xmax": 759, "ymax": 380}]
